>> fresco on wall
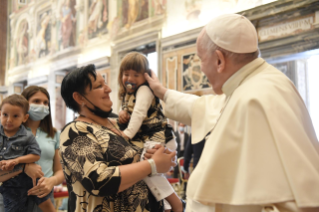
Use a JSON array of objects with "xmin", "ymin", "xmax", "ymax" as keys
[
  {"xmin": 120, "ymin": 0, "xmax": 149, "ymax": 29},
  {"xmin": 12, "ymin": 0, "xmax": 30, "ymax": 13},
  {"xmin": 151, "ymin": 0, "xmax": 166, "ymax": 16},
  {"xmin": 16, "ymin": 20, "xmax": 29, "ymax": 66},
  {"xmin": 88, "ymin": 0, "xmax": 108, "ymax": 39},
  {"xmin": 58, "ymin": 0, "xmax": 77, "ymax": 50},
  {"xmin": 36, "ymin": 10, "xmax": 52, "ymax": 58},
  {"xmin": 185, "ymin": 0, "xmax": 202, "ymax": 21},
  {"xmin": 107, "ymin": 16, "xmax": 121, "ymax": 40},
  {"xmin": 182, "ymin": 53, "xmax": 210, "ymax": 91}
]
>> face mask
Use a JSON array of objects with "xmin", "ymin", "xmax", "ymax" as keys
[
  {"xmin": 82, "ymin": 95, "xmax": 113, "ymax": 118},
  {"xmin": 28, "ymin": 104, "xmax": 50, "ymax": 121},
  {"xmin": 179, "ymin": 127, "xmax": 184, "ymax": 132}
]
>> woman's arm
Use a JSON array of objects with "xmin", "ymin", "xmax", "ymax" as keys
[
  {"xmin": 0, "ymin": 164, "xmax": 23, "ymax": 182},
  {"xmin": 0, "ymin": 163, "xmax": 44, "ymax": 185},
  {"xmin": 28, "ymin": 150, "xmax": 65, "ymax": 198},
  {"xmin": 118, "ymin": 146, "xmax": 176, "ymax": 192},
  {"xmin": 0, "ymin": 154, "xmax": 40, "ymax": 171}
]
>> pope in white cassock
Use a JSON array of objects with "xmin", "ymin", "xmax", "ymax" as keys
[{"xmin": 145, "ymin": 14, "xmax": 319, "ymax": 212}]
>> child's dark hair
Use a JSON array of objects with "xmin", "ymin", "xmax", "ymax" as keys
[
  {"xmin": 0, "ymin": 94, "xmax": 29, "ymax": 114},
  {"xmin": 118, "ymin": 52, "xmax": 150, "ymax": 100}
]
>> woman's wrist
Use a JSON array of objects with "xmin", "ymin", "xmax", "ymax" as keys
[
  {"xmin": 147, "ymin": 159, "xmax": 157, "ymax": 176},
  {"xmin": 50, "ymin": 176, "xmax": 58, "ymax": 186}
]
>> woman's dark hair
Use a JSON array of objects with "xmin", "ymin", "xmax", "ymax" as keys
[
  {"xmin": 61, "ymin": 64, "xmax": 97, "ymax": 113},
  {"xmin": 21, "ymin": 86, "xmax": 57, "ymax": 138}
]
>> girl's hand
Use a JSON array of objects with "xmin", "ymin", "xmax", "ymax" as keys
[
  {"xmin": 24, "ymin": 163, "xmax": 44, "ymax": 187},
  {"xmin": 119, "ymin": 110, "xmax": 130, "ymax": 124},
  {"xmin": 27, "ymin": 176, "xmax": 55, "ymax": 198},
  {"xmin": 152, "ymin": 146, "xmax": 176, "ymax": 173}
]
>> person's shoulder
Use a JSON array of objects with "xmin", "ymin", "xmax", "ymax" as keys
[
  {"xmin": 61, "ymin": 121, "xmax": 76, "ymax": 133},
  {"xmin": 21, "ymin": 126, "xmax": 36, "ymax": 142},
  {"xmin": 136, "ymin": 85, "xmax": 154, "ymax": 99},
  {"xmin": 239, "ymin": 67, "xmax": 294, "ymax": 100},
  {"xmin": 61, "ymin": 121, "xmax": 93, "ymax": 134},
  {"xmin": 20, "ymin": 125, "xmax": 32, "ymax": 136},
  {"xmin": 137, "ymin": 84, "xmax": 153, "ymax": 93}
]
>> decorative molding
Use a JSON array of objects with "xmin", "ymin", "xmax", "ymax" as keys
[
  {"xmin": 239, "ymin": 0, "xmax": 319, "ymax": 22},
  {"xmin": 112, "ymin": 31, "xmax": 160, "ymax": 54},
  {"xmin": 237, "ymin": 0, "xmax": 319, "ymax": 59},
  {"xmin": 161, "ymin": 27, "xmax": 200, "ymax": 51},
  {"xmin": 257, "ymin": 14, "xmax": 315, "ymax": 42},
  {"xmin": 27, "ymin": 75, "xmax": 48, "ymax": 85}
]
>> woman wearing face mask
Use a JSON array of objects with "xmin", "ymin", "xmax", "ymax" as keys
[
  {"xmin": 0, "ymin": 86, "xmax": 65, "ymax": 212},
  {"xmin": 21, "ymin": 86, "xmax": 65, "ymax": 212}
]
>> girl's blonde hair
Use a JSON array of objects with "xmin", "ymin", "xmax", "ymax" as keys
[{"xmin": 118, "ymin": 52, "xmax": 151, "ymax": 100}]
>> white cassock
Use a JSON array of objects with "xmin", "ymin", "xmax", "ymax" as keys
[{"xmin": 164, "ymin": 58, "xmax": 319, "ymax": 212}]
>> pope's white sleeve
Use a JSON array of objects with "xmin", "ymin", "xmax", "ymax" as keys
[
  {"xmin": 123, "ymin": 86, "xmax": 154, "ymax": 139},
  {"xmin": 143, "ymin": 174, "xmax": 175, "ymax": 201},
  {"xmin": 163, "ymin": 89, "xmax": 199, "ymax": 126}
]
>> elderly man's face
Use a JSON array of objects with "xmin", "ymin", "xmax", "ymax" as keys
[{"xmin": 196, "ymin": 30, "xmax": 218, "ymax": 93}]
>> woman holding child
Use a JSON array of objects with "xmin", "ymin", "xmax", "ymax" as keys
[
  {"xmin": 59, "ymin": 64, "xmax": 177, "ymax": 212},
  {"xmin": 0, "ymin": 86, "xmax": 65, "ymax": 212}
]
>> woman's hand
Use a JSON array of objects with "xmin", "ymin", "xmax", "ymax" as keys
[
  {"xmin": 152, "ymin": 146, "xmax": 176, "ymax": 173},
  {"xmin": 118, "ymin": 110, "xmax": 130, "ymax": 124},
  {"xmin": 27, "ymin": 176, "xmax": 56, "ymax": 198},
  {"xmin": 24, "ymin": 163, "xmax": 44, "ymax": 187},
  {"xmin": 144, "ymin": 144, "xmax": 177, "ymax": 166}
]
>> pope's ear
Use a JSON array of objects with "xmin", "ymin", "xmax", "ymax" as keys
[{"xmin": 215, "ymin": 50, "xmax": 226, "ymax": 74}]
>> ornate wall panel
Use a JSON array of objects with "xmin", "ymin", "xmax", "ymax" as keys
[{"xmin": 162, "ymin": 45, "xmax": 212, "ymax": 95}]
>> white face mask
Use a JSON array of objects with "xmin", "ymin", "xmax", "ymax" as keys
[
  {"xmin": 179, "ymin": 126, "xmax": 184, "ymax": 132},
  {"xmin": 28, "ymin": 104, "xmax": 50, "ymax": 121}
]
